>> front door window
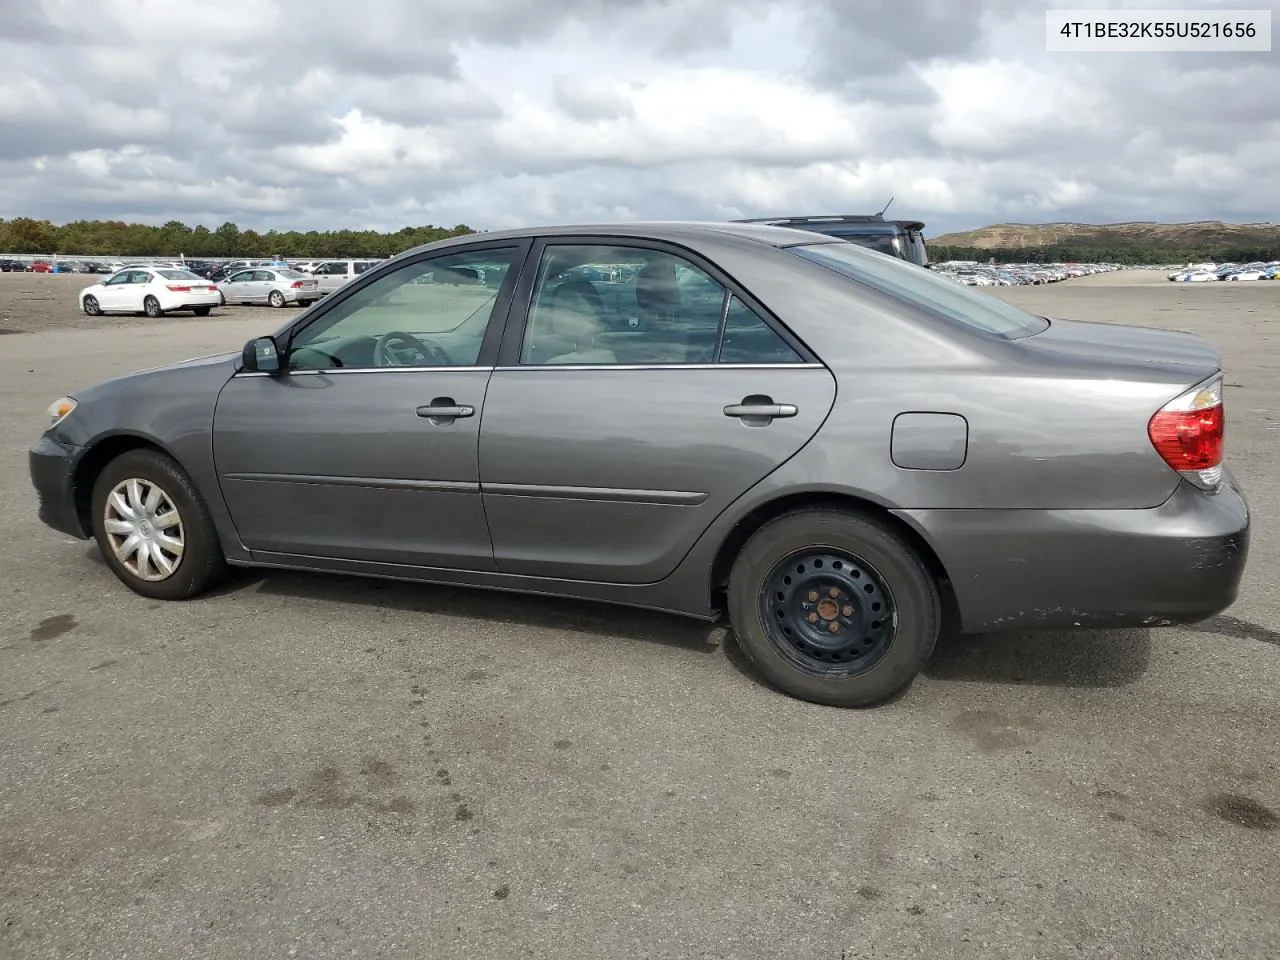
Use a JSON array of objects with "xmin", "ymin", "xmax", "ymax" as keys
[{"xmin": 287, "ymin": 248, "xmax": 521, "ymax": 370}]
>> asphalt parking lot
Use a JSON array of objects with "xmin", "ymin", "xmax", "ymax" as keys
[{"xmin": 1, "ymin": 270, "xmax": 1277, "ymax": 959}]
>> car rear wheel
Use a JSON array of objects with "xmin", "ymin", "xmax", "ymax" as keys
[
  {"xmin": 82, "ymin": 295, "xmax": 102, "ymax": 316},
  {"xmin": 192, "ymin": 306, "xmax": 211, "ymax": 316},
  {"xmin": 727, "ymin": 509, "xmax": 940, "ymax": 707},
  {"xmin": 90, "ymin": 449, "xmax": 228, "ymax": 601},
  {"xmin": 268, "ymin": 290, "xmax": 285, "ymax": 307},
  {"xmin": 143, "ymin": 296, "xmax": 163, "ymax": 318}
]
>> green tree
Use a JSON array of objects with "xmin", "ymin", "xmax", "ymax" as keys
[{"xmin": 2, "ymin": 217, "xmax": 57, "ymax": 254}]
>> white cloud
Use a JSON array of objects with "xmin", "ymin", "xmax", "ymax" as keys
[{"xmin": 0, "ymin": 0, "xmax": 1277, "ymax": 237}]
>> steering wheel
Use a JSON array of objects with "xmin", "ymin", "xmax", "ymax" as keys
[{"xmin": 373, "ymin": 330, "xmax": 450, "ymax": 367}]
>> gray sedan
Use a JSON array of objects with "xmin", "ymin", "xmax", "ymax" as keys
[
  {"xmin": 28, "ymin": 222, "xmax": 1249, "ymax": 707},
  {"xmin": 217, "ymin": 267, "xmax": 320, "ymax": 307}
]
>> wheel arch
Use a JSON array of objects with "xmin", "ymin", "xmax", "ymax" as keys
[
  {"xmin": 708, "ymin": 490, "xmax": 958, "ymax": 624},
  {"xmin": 72, "ymin": 432, "xmax": 178, "ymax": 535}
]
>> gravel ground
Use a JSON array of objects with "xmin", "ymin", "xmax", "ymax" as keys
[{"xmin": 1, "ymin": 269, "xmax": 1277, "ymax": 959}]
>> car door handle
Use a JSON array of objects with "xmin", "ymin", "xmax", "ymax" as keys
[
  {"xmin": 723, "ymin": 396, "xmax": 797, "ymax": 422},
  {"xmin": 417, "ymin": 398, "xmax": 475, "ymax": 422}
]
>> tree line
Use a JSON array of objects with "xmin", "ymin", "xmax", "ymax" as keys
[
  {"xmin": 6, "ymin": 215, "xmax": 1278, "ymax": 265},
  {"xmin": 928, "ymin": 243, "xmax": 1280, "ymax": 265},
  {"xmin": 0, "ymin": 217, "xmax": 477, "ymax": 259}
]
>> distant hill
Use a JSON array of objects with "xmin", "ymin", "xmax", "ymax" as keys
[{"xmin": 928, "ymin": 221, "xmax": 1280, "ymax": 264}]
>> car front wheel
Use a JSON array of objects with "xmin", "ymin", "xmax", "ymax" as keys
[
  {"xmin": 90, "ymin": 448, "xmax": 228, "ymax": 600},
  {"xmin": 82, "ymin": 295, "xmax": 102, "ymax": 316},
  {"xmin": 727, "ymin": 508, "xmax": 940, "ymax": 708}
]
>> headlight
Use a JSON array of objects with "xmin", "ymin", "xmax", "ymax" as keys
[{"xmin": 47, "ymin": 396, "xmax": 78, "ymax": 429}]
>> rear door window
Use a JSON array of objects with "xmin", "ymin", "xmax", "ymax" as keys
[{"xmin": 518, "ymin": 244, "xmax": 807, "ymax": 366}]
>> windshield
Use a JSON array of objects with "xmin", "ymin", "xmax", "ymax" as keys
[{"xmin": 790, "ymin": 242, "xmax": 1049, "ymax": 340}]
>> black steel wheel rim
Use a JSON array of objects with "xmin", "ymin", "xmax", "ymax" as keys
[{"xmin": 759, "ymin": 548, "xmax": 897, "ymax": 678}]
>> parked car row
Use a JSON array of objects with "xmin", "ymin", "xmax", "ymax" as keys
[
  {"xmin": 192, "ymin": 258, "xmax": 381, "ymax": 292},
  {"xmin": 77, "ymin": 264, "xmax": 328, "ymax": 317},
  {"xmin": 1168, "ymin": 261, "xmax": 1280, "ymax": 282},
  {"xmin": 933, "ymin": 261, "xmax": 1123, "ymax": 286}
]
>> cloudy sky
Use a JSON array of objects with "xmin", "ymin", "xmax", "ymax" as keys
[{"xmin": 1, "ymin": 0, "xmax": 1276, "ymax": 237}]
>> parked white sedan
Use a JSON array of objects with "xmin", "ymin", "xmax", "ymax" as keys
[
  {"xmin": 217, "ymin": 268, "xmax": 322, "ymax": 307},
  {"xmin": 80, "ymin": 268, "xmax": 221, "ymax": 317}
]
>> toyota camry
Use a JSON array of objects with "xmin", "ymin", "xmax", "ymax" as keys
[{"xmin": 30, "ymin": 222, "xmax": 1250, "ymax": 707}]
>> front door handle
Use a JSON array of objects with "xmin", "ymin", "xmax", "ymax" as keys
[
  {"xmin": 417, "ymin": 397, "xmax": 475, "ymax": 424},
  {"xmin": 723, "ymin": 395, "xmax": 797, "ymax": 425}
]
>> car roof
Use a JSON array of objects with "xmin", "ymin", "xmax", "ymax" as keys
[{"xmin": 398, "ymin": 221, "xmax": 843, "ymax": 259}]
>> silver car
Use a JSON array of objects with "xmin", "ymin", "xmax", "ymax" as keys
[
  {"xmin": 218, "ymin": 268, "xmax": 321, "ymax": 307},
  {"xmin": 28, "ymin": 222, "xmax": 1249, "ymax": 707}
]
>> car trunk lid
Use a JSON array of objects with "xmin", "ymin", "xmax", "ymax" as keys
[{"xmin": 1025, "ymin": 316, "xmax": 1221, "ymax": 378}]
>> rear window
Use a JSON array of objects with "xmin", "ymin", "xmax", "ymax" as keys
[
  {"xmin": 158, "ymin": 269, "xmax": 202, "ymax": 281},
  {"xmin": 790, "ymin": 242, "xmax": 1049, "ymax": 340},
  {"xmin": 274, "ymin": 269, "xmax": 307, "ymax": 279}
]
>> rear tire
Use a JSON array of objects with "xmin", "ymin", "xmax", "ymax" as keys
[
  {"xmin": 269, "ymin": 290, "xmax": 285, "ymax": 307},
  {"xmin": 727, "ymin": 509, "xmax": 940, "ymax": 707},
  {"xmin": 143, "ymin": 296, "xmax": 163, "ymax": 318},
  {"xmin": 90, "ymin": 449, "xmax": 228, "ymax": 601},
  {"xmin": 192, "ymin": 306, "xmax": 212, "ymax": 316}
]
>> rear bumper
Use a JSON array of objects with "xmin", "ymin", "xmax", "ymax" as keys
[
  {"xmin": 897, "ymin": 472, "xmax": 1250, "ymax": 632},
  {"xmin": 29, "ymin": 435, "xmax": 89, "ymax": 539},
  {"xmin": 160, "ymin": 292, "xmax": 220, "ymax": 311}
]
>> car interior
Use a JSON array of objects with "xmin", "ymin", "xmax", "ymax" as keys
[{"xmin": 281, "ymin": 247, "xmax": 804, "ymax": 371}]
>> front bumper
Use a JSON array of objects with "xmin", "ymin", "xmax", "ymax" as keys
[
  {"xmin": 29, "ymin": 435, "xmax": 89, "ymax": 539},
  {"xmin": 899, "ymin": 472, "xmax": 1251, "ymax": 633}
]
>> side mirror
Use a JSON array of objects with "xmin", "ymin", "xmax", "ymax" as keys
[{"xmin": 241, "ymin": 336, "xmax": 281, "ymax": 374}]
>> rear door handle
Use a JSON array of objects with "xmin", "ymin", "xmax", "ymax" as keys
[
  {"xmin": 723, "ymin": 396, "xmax": 798, "ymax": 424},
  {"xmin": 723, "ymin": 403, "xmax": 797, "ymax": 418},
  {"xmin": 416, "ymin": 398, "xmax": 475, "ymax": 423}
]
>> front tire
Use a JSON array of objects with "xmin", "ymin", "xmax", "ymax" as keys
[
  {"xmin": 727, "ymin": 509, "xmax": 940, "ymax": 708},
  {"xmin": 143, "ymin": 296, "xmax": 163, "ymax": 317},
  {"xmin": 90, "ymin": 449, "xmax": 227, "ymax": 601},
  {"xmin": 82, "ymin": 295, "xmax": 102, "ymax": 316}
]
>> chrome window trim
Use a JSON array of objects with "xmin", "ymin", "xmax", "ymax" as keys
[
  {"xmin": 234, "ymin": 366, "xmax": 494, "ymax": 378},
  {"xmin": 492, "ymin": 362, "xmax": 825, "ymax": 372},
  {"xmin": 234, "ymin": 361, "xmax": 824, "ymax": 378}
]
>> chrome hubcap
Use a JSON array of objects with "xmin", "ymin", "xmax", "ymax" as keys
[{"xmin": 103, "ymin": 478, "xmax": 184, "ymax": 581}]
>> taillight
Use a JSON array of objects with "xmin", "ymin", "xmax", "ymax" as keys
[
  {"xmin": 1148, "ymin": 376, "xmax": 1224, "ymax": 489},
  {"xmin": 166, "ymin": 284, "xmax": 191, "ymax": 292},
  {"xmin": 206, "ymin": 285, "xmax": 217, "ymax": 291},
  {"xmin": 291, "ymin": 280, "xmax": 304, "ymax": 288}
]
